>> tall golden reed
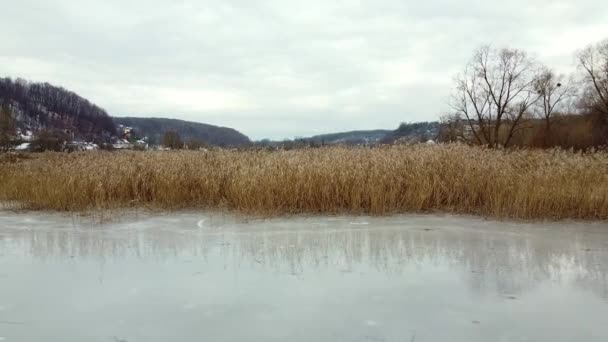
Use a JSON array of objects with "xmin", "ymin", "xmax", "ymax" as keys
[{"xmin": 0, "ymin": 144, "xmax": 606, "ymax": 219}]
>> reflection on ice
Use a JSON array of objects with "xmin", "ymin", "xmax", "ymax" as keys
[
  {"xmin": 2, "ymin": 213, "xmax": 606, "ymax": 299},
  {"xmin": 0, "ymin": 212, "xmax": 607, "ymax": 342}
]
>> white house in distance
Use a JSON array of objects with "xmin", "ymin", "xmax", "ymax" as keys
[{"xmin": 113, "ymin": 125, "xmax": 148, "ymax": 150}]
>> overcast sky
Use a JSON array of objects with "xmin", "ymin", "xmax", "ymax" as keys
[{"xmin": 1, "ymin": 0, "xmax": 607, "ymax": 139}]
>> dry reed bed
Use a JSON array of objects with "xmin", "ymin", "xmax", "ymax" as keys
[{"xmin": 0, "ymin": 145, "xmax": 607, "ymax": 219}]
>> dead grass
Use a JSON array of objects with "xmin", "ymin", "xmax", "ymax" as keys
[{"xmin": 0, "ymin": 144, "xmax": 607, "ymax": 219}]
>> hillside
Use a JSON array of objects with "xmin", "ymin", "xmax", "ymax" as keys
[
  {"xmin": 382, "ymin": 121, "xmax": 440, "ymax": 143},
  {"xmin": 297, "ymin": 122, "xmax": 439, "ymax": 146},
  {"xmin": 0, "ymin": 78, "xmax": 116, "ymax": 140},
  {"xmin": 0, "ymin": 77, "xmax": 252, "ymax": 147},
  {"xmin": 306, "ymin": 130, "xmax": 392, "ymax": 145},
  {"xmin": 114, "ymin": 117, "xmax": 251, "ymax": 147}
]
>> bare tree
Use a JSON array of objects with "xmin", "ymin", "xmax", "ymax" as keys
[
  {"xmin": 0, "ymin": 106, "xmax": 16, "ymax": 152},
  {"xmin": 162, "ymin": 130, "xmax": 183, "ymax": 149},
  {"xmin": 451, "ymin": 46, "xmax": 541, "ymax": 148},
  {"xmin": 437, "ymin": 113, "xmax": 466, "ymax": 143},
  {"xmin": 532, "ymin": 67, "xmax": 577, "ymax": 145},
  {"xmin": 578, "ymin": 39, "xmax": 608, "ymax": 116}
]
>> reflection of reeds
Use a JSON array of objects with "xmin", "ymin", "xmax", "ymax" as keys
[
  {"xmin": 4, "ymin": 215, "xmax": 606, "ymax": 299},
  {"xmin": 1, "ymin": 144, "xmax": 607, "ymax": 219}
]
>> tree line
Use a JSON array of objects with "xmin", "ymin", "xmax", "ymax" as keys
[{"xmin": 439, "ymin": 38, "xmax": 608, "ymax": 149}]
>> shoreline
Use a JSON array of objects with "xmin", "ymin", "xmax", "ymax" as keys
[
  {"xmin": 2, "ymin": 145, "xmax": 607, "ymax": 221},
  {"xmin": 1, "ymin": 206, "xmax": 606, "ymax": 225}
]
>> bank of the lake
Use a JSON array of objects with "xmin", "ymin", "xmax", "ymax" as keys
[{"xmin": 1, "ymin": 145, "xmax": 607, "ymax": 220}]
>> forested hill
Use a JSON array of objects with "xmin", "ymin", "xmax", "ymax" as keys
[
  {"xmin": 381, "ymin": 121, "xmax": 440, "ymax": 143},
  {"xmin": 298, "ymin": 122, "xmax": 440, "ymax": 145},
  {"xmin": 0, "ymin": 78, "xmax": 116, "ymax": 139},
  {"xmin": 0, "ymin": 77, "xmax": 251, "ymax": 146},
  {"xmin": 114, "ymin": 117, "xmax": 251, "ymax": 146},
  {"xmin": 306, "ymin": 130, "xmax": 392, "ymax": 144}
]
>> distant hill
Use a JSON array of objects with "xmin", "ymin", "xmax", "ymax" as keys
[
  {"xmin": 0, "ymin": 77, "xmax": 116, "ymax": 140},
  {"xmin": 382, "ymin": 121, "xmax": 440, "ymax": 143},
  {"xmin": 255, "ymin": 122, "xmax": 440, "ymax": 149},
  {"xmin": 292, "ymin": 122, "xmax": 440, "ymax": 146},
  {"xmin": 114, "ymin": 117, "xmax": 251, "ymax": 147},
  {"xmin": 0, "ymin": 76, "xmax": 435, "ymax": 148},
  {"xmin": 306, "ymin": 130, "xmax": 392, "ymax": 145},
  {"xmin": 0, "ymin": 77, "xmax": 251, "ymax": 147}
]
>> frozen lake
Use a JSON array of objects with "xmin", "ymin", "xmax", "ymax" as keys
[{"xmin": 1, "ymin": 212, "xmax": 607, "ymax": 342}]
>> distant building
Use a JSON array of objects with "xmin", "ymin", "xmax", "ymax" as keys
[
  {"xmin": 65, "ymin": 141, "xmax": 99, "ymax": 152},
  {"xmin": 114, "ymin": 125, "xmax": 149, "ymax": 150},
  {"xmin": 15, "ymin": 129, "xmax": 33, "ymax": 142},
  {"xmin": 113, "ymin": 139, "xmax": 132, "ymax": 150}
]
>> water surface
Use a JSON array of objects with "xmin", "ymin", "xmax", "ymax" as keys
[{"xmin": 1, "ymin": 212, "xmax": 607, "ymax": 341}]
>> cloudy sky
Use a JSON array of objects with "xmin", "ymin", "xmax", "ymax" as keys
[{"xmin": 1, "ymin": 0, "xmax": 607, "ymax": 139}]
